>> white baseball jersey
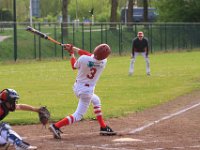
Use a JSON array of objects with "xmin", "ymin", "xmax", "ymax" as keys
[{"xmin": 74, "ymin": 54, "xmax": 107, "ymax": 87}]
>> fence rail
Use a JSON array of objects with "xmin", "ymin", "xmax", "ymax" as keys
[{"xmin": 0, "ymin": 22, "xmax": 200, "ymax": 61}]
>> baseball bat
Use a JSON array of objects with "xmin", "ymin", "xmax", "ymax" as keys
[{"xmin": 26, "ymin": 26, "xmax": 64, "ymax": 46}]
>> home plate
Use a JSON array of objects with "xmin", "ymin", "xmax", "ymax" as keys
[{"xmin": 113, "ymin": 138, "xmax": 142, "ymax": 142}]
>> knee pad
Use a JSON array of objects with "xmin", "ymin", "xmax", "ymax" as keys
[
  {"xmin": 0, "ymin": 123, "xmax": 11, "ymax": 133},
  {"xmin": 0, "ymin": 123, "xmax": 22, "ymax": 145}
]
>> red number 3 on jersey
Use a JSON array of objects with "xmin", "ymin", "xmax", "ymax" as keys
[{"xmin": 87, "ymin": 68, "xmax": 97, "ymax": 79}]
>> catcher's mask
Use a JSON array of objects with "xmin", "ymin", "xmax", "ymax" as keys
[
  {"xmin": 93, "ymin": 44, "xmax": 111, "ymax": 60},
  {"xmin": 0, "ymin": 89, "xmax": 19, "ymax": 111}
]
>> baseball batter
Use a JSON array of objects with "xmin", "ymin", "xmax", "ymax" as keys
[
  {"xmin": 129, "ymin": 31, "xmax": 150, "ymax": 76},
  {"xmin": 0, "ymin": 88, "xmax": 38, "ymax": 150},
  {"xmin": 49, "ymin": 43, "xmax": 116, "ymax": 139}
]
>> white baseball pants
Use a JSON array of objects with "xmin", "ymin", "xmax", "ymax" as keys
[
  {"xmin": 129, "ymin": 52, "xmax": 150, "ymax": 75},
  {"xmin": 71, "ymin": 82, "xmax": 101, "ymax": 122}
]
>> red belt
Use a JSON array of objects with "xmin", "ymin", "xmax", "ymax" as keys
[{"xmin": 85, "ymin": 84, "xmax": 89, "ymax": 87}]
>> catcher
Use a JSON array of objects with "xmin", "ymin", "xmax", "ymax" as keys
[{"xmin": 0, "ymin": 88, "xmax": 50, "ymax": 150}]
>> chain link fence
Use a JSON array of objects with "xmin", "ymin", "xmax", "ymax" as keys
[{"xmin": 0, "ymin": 22, "xmax": 200, "ymax": 61}]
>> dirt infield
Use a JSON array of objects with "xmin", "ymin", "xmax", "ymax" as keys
[{"xmin": 10, "ymin": 90, "xmax": 200, "ymax": 150}]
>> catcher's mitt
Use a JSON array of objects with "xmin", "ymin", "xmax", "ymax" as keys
[{"xmin": 38, "ymin": 106, "xmax": 50, "ymax": 126}]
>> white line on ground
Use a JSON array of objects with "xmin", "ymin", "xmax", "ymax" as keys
[
  {"xmin": 129, "ymin": 101, "xmax": 200, "ymax": 134},
  {"xmin": 76, "ymin": 145, "xmax": 133, "ymax": 150}
]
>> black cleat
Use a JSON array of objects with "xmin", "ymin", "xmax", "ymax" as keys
[
  {"xmin": 49, "ymin": 124, "xmax": 63, "ymax": 139},
  {"xmin": 100, "ymin": 126, "xmax": 117, "ymax": 136}
]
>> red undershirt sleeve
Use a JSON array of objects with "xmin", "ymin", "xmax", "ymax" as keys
[
  {"xmin": 70, "ymin": 57, "xmax": 76, "ymax": 70},
  {"xmin": 78, "ymin": 49, "xmax": 92, "ymax": 56}
]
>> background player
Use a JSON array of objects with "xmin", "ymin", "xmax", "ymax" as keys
[
  {"xmin": 0, "ymin": 88, "xmax": 40, "ymax": 150},
  {"xmin": 129, "ymin": 31, "xmax": 150, "ymax": 76},
  {"xmin": 49, "ymin": 43, "xmax": 117, "ymax": 139}
]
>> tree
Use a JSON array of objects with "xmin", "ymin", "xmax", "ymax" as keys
[
  {"xmin": 143, "ymin": 0, "xmax": 148, "ymax": 22},
  {"xmin": 110, "ymin": 0, "xmax": 118, "ymax": 29},
  {"xmin": 0, "ymin": 0, "xmax": 12, "ymax": 10},
  {"xmin": 0, "ymin": 9, "xmax": 12, "ymax": 21},
  {"xmin": 127, "ymin": 0, "xmax": 134, "ymax": 28},
  {"xmin": 62, "ymin": 0, "xmax": 69, "ymax": 36},
  {"xmin": 154, "ymin": 0, "xmax": 200, "ymax": 22},
  {"xmin": 40, "ymin": 0, "xmax": 61, "ymax": 17}
]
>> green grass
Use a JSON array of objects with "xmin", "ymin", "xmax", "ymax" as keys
[{"xmin": 1, "ymin": 51, "xmax": 200, "ymax": 124}]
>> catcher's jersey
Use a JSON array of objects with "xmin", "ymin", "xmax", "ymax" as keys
[{"xmin": 74, "ymin": 55, "xmax": 107, "ymax": 86}]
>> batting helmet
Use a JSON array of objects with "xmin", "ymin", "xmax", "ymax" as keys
[
  {"xmin": 93, "ymin": 44, "xmax": 111, "ymax": 60},
  {"xmin": 0, "ymin": 89, "xmax": 19, "ymax": 111}
]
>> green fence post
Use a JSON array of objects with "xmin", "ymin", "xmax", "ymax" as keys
[
  {"xmin": 54, "ymin": 24, "xmax": 57, "ymax": 57},
  {"xmin": 33, "ymin": 24, "xmax": 37, "ymax": 59},
  {"xmin": 13, "ymin": 0, "xmax": 17, "ymax": 61},
  {"xmin": 164, "ymin": 23, "xmax": 167, "ymax": 51},
  {"xmin": 38, "ymin": 23, "xmax": 41, "ymax": 60},
  {"xmin": 61, "ymin": 23, "xmax": 64, "ymax": 59},
  {"xmin": 73, "ymin": 23, "xmax": 75, "ymax": 45},
  {"xmin": 171, "ymin": 24, "xmax": 174, "ymax": 50},
  {"xmin": 82, "ymin": 23, "xmax": 84, "ymax": 49},
  {"xmin": 150, "ymin": 23, "xmax": 153, "ymax": 53},
  {"xmin": 90, "ymin": 23, "xmax": 92, "ymax": 53},
  {"xmin": 105, "ymin": 24, "xmax": 108, "ymax": 44},
  {"xmin": 178, "ymin": 25, "xmax": 180, "ymax": 50},
  {"xmin": 160, "ymin": 24, "xmax": 163, "ymax": 51},
  {"xmin": 118, "ymin": 23, "xmax": 121, "ymax": 55},
  {"xmin": 101, "ymin": 24, "xmax": 103, "ymax": 43}
]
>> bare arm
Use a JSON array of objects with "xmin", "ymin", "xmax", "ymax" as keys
[{"xmin": 15, "ymin": 104, "xmax": 39, "ymax": 113}]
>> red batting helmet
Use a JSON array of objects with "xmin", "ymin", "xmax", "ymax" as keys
[{"xmin": 93, "ymin": 44, "xmax": 111, "ymax": 60}]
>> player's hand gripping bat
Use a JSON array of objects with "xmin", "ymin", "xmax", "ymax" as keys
[{"xmin": 26, "ymin": 26, "xmax": 64, "ymax": 46}]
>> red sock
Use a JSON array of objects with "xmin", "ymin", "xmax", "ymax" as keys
[
  {"xmin": 96, "ymin": 115, "xmax": 106, "ymax": 128},
  {"xmin": 55, "ymin": 118, "xmax": 69, "ymax": 128},
  {"xmin": 55, "ymin": 115, "xmax": 75, "ymax": 128},
  {"xmin": 93, "ymin": 106, "xmax": 106, "ymax": 128}
]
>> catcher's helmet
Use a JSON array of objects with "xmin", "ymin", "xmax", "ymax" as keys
[
  {"xmin": 93, "ymin": 44, "xmax": 111, "ymax": 60},
  {"xmin": 0, "ymin": 89, "xmax": 19, "ymax": 111}
]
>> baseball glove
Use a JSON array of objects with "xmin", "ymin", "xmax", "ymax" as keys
[{"xmin": 38, "ymin": 106, "xmax": 50, "ymax": 126}]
